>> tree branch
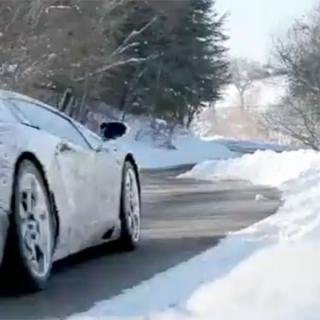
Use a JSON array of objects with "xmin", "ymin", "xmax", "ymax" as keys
[
  {"xmin": 73, "ymin": 56, "xmax": 154, "ymax": 82},
  {"xmin": 111, "ymin": 16, "xmax": 158, "ymax": 57}
]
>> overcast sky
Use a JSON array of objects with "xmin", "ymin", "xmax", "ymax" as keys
[{"xmin": 216, "ymin": 0, "xmax": 319, "ymax": 63}]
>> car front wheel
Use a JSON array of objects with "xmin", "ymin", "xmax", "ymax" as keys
[{"xmin": 2, "ymin": 159, "xmax": 55, "ymax": 292}]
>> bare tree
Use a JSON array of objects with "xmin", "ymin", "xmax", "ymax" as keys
[
  {"xmin": 263, "ymin": 96, "xmax": 320, "ymax": 149},
  {"xmin": 230, "ymin": 57, "xmax": 267, "ymax": 111},
  {"xmin": 0, "ymin": 0, "xmax": 157, "ymax": 124},
  {"xmin": 265, "ymin": 4, "xmax": 320, "ymax": 149}
]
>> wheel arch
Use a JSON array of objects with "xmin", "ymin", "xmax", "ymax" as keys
[{"xmin": 12, "ymin": 152, "xmax": 60, "ymax": 247}]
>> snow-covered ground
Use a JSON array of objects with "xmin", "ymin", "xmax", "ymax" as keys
[
  {"xmin": 119, "ymin": 134, "xmax": 236, "ymax": 169},
  {"xmin": 111, "ymin": 116, "xmax": 236, "ymax": 169},
  {"xmin": 69, "ymin": 149, "xmax": 320, "ymax": 320}
]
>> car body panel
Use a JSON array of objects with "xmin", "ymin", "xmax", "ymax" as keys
[{"xmin": 0, "ymin": 90, "xmax": 139, "ymax": 266}]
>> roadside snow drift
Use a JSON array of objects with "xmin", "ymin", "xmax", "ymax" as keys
[
  {"xmin": 69, "ymin": 150, "xmax": 320, "ymax": 320},
  {"xmin": 182, "ymin": 149, "xmax": 319, "ymax": 187}
]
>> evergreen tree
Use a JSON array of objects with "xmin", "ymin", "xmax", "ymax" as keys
[{"xmin": 105, "ymin": 0, "xmax": 229, "ymax": 126}]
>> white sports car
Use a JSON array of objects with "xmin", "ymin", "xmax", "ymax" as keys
[{"xmin": 0, "ymin": 90, "xmax": 141, "ymax": 291}]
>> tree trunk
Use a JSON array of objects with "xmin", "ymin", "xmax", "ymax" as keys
[
  {"xmin": 240, "ymin": 91, "xmax": 245, "ymax": 111},
  {"xmin": 58, "ymin": 88, "xmax": 73, "ymax": 113},
  {"xmin": 186, "ymin": 108, "xmax": 197, "ymax": 128},
  {"xmin": 164, "ymin": 122, "xmax": 177, "ymax": 149},
  {"xmin": 79, "ymin": 74, "xmax": 89, "ymax": 124},
  {"xmin": 119, "ymin": 84, "xmax": 129, "ymax": 111}
]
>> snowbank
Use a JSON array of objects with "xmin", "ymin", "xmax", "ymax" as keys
[
  {"xmin": 69, "ymin": 149, "xmax": 320, "ymax": 320},
  {"xmin": 182, "ymin": 149, "xmax": 319, "ymax": 187}
]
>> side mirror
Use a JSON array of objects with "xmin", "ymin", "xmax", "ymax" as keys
[{"xmin": 100, "ymin": 122, "xmax": 127, "ymax": 140}]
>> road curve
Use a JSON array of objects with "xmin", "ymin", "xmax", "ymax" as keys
[{"xmin": 0, "ymin": 167, "xmax": 281, "ymax": 320}]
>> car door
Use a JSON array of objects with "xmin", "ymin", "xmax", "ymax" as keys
[
  {"xmin": 8, "ymin": 99, "xmax": 102, "ymax": 252},
  {"xmin": 74, "ymin": 122, "xmax": 122, "ymax": 228},
  {"xmin": 95, "ymin": 140, "xmax": 123, "ymax": 226}
]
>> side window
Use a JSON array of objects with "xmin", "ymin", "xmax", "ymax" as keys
[{"xmin": 10, "ymin": 99, "xmax": 89, "ymax": 149}]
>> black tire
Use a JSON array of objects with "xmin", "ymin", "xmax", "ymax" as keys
[
  {"xmin": 117, "ymin": 161, "xmax": 141, "ymax": 251},
  {"xmin": 1, "ymin": 159, "xmax": 55, "ymax": 292}
]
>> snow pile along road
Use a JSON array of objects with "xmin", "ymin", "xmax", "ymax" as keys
[
  {"xmin": 70, "ymin": 150, "xmax": 320, "ymax": 320},
  {"xmin": 182, "ymin": 149, "xmax": 319, "ymax": 187}
]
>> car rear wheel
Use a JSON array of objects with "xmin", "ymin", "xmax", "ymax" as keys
[
  {"xmin": 117, "ymin": 162, "xmax": 141, "ymax": 250},
  {"xmin": 2, "ymin": 159, "xmax": 55, "ymax": 292}
]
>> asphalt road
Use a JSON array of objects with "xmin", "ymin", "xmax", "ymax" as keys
[{"xmin": 0, "ymin": 167, "xmax": 281, "ymax": 320}]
